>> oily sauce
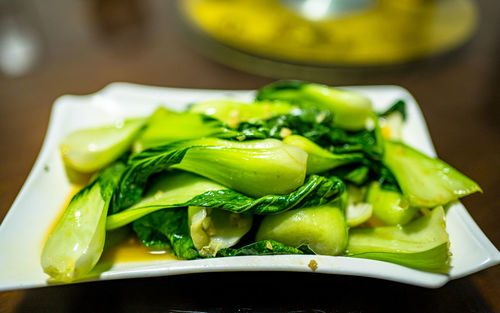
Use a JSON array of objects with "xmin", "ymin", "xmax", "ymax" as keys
[{"xmin": 46, "ymin": 187, "xmax": 177, "ymax": 266}]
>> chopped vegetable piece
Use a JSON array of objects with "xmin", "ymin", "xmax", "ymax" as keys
[
  {"xmin": 60, "ymin": 119, "xmax": 145, "ymax": 173},
  {"xmin": 283, "ymin": 135, "xmax": 363, "ymax": 174},
  {"xmin": 133, "ymin": 108, "xmax": 225, "ymax": 152},
  {"xmin": 346, "ymin": 203, "xmax": 373, "ymax": 227},
  {"xmin": 256, "ymin": 204, "xmax": 348, "ymax": 256},
  {"xmin": 347, "ymin": 206, "xmax": 450, "ymax": 273},
  {"xmin": 366, "ymin": 182, "xmax": 418, "ymax": 225},
  {"xmin": 188, "ymin": 206, "xmax": 252, "ymax": 257},
  {"xmin": 383, "ymin": 141, "xmax": 482, "ymax": 208},
  {"xmin": 41, "ymin": 161, "xmax": 126, "ymax": 282},
  {"xmin": 344, "ymin": 184, "xmax": 372, "ymax": 227},
  {"xmin": 173, "ymin": 139, "xmax": 307, "ymax": 198},
  {"xmin": 256, "ymin": 80, "xmax": 373, "ymax": 130},
  {"xmin": 189, "ymin": 99, "xmax": 294, "ymax": 127},
  {"xmin": 113, "ymin": 138, "xmax": 307, "ymax": 210}
]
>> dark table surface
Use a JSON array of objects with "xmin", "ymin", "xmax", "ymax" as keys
[{"xmin": 1, "ymin": 1, "xmax": 499, "ymax": 312}]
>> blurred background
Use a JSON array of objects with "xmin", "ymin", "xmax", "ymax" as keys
[{"xmin": 0, "ymin": 0, "xmax": 499, "ymax": 312}]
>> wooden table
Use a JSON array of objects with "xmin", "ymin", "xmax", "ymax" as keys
[{"xmin": 1, "ymin": 1, "xmax": 499, "ymax": 312}]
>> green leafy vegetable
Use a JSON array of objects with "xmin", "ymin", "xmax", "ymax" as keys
[
  {"xmin": 378, "ymin": 99, "xmax": 407, "ymax": 121},
  {"xmin": 188, "ymin": 206, "xmax": 252, "ymax": 257},
  {"xmin": 189, "ymin": 99, "xmax": 294, "ymax": 128},
  {"xmin": 217, "ymin": 240, "xmax": 304, "ymax": 257},
  {"xmin": 133, "ymin": 208, "xmax": 199, "ymax": 259},
  {"xmin": 256, "ymin": 203, "xmax": 348, "ymax": 256},
  {"xmin": 60, "ymin": 119, "xmax": 145, "ymax": 173},
  {"xmin": 383, "ymin": 140, "xmax": 482, "ymax": 208},
  {"xmin": 235, "ymin": 107, "xmax": 332, "ymax": 141},
  {"xmin": 330, "ymin": 164, "xmax": 370, "ymax": 186},
  {"xmin": 132, "ymin": 107, "xmax": 268, "ymax": 152},
  {"xmin": 172, "ymin": 139, "xmax": 307, "ymax": 198},
  {"xmin": 283, "ymin": 135, "xmax": 363, "ymax": 174},
  {"xmin": 366, "ymin": 182, "xmax": 418, "ymax": 225},
  {"xmin": 256, "ymin": 80, "xmax": 373, "ymax": 130},
  {"xmin": 133, "ymin": 108, "xmax": 226, "ymax": 152},
  {"xmin": 347, "ymin": 206, "xmax": 450, "ymax": 273},
  {"xmin": 113, "ymin": 138, "xmax": 307, "ymax": 211},
  {"xmin": 108, "ymin": 172, "xmax": 226, "ymax": 228},
  {"xmin": 235, "ymin": 107, "xmax": 384, "ymax": 162},
  {"xmin": 41, "ymin": 161, "xmax": 126, "ymax": 282},
  {"xmin": 107, "ymin": 173, "xmax": 344, "ymax": 230},
  {"xmin": 345, "ymin": 185, "xmax": 372, "ymax": 227}
]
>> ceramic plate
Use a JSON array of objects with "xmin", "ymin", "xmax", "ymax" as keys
[{"xmin": 1, "ymin": 83, "xmax": 499, "ymax": 291}]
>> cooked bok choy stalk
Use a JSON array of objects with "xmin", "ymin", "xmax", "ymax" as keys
[
  {"xmin": 383, "ymin": 140, "xmax": 482, "ymax": 208},
  {"xmin": 189, "ymin": 99, "xmax": 294, "ymax": 128},
  {"xmin": 366, "ymin": 182, "xmax": 418, "ymax": 225},
  {"xmin": 133, "ymin": 108, "xmax": 273, "ymax": 152},
  {"xmin": 347, "ymin": 206, "xmax": 450, "ymax": 273},
  {"xmin": 345, "ymin": 185, "xmax": 373, "ymax": 227},
  {"xmin": 113, "ymin": 138, "xmax": 307, "ymax": 211},
  {"xmin": 256, "ymin": 81, "xmax": 373, "ymax": 130},
  {"xmin": 188, "ymin": 206, "xmax": 252, "ymax": 257},
  {"xmin": 108, "ymin": 172, "xmax": 225, "ymax": 228},
  {"xmin": 41, "ymin": 161, "xmax": 126, "ymax": 282},
  {"xmin": 107, "ymin": 172, "xmax": 344, "ymax": 230},
  {"xmin": 133, "ymin": 108, "xmax": 227, "ymax": 152},
  {"xmin": 283, "ymin": 135, "xmax": 363, "ymax": 174},
  {"xmin": 60, "ymin": 119, "xmax": 145, "ymax": 173},
  {"xmin": 256, "ymin": 203, "xmax": 348, "ymax": 256}
]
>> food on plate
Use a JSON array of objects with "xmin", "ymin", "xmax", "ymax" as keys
[{"xmin": 42, "ymin": 81, "xmax": 481, "ymax": 282}]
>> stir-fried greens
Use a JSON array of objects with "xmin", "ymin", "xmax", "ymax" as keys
[{"xmin": 42, "ymin": 81, "xmax": 482, "ymax": 282}]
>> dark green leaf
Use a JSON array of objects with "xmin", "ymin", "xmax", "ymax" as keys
[
  {"xmin": 378, "ymin": 99, "xmax": 407, "ymax": 121},
  {"xmin": 107, "ymin": 174, "xmax": 345, "ymax": 229},
  {"xmin": 330, "ymin": 164, "xmax": 370, "ymax": 186},
  {"xmin": 112, "ymin": 141, "xmax": 194, "ymax": 212},
  {"xmin": 186, "ymin": 175, "xmax": 345, "ymax": 214},
  {"xmin": 133, "ymin": 208, "xmax": 199, "ymax": 259},
  {"xmin": 216, "ymin": 240, "xmax": 304, "ymax": 257}
]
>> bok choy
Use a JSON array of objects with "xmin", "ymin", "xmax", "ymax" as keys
[
  {"xmin": 188, "ymin": 206, "xmax": 252, "ymax": 257},
  {"xmin": 113, "ymin": 138, "xmax": 307, "ymax": 211},
  {"xmin": 256, "ymin": 203, "xmax": 348, "ymax": 256},
  {"xmin": 256, "ymin": 80, "xmax": 373, "ymax": 130},
  {"xmin": 41, "ymin": 161, "xmax": 126, "ymax": 282},
  {"xmin": 60, "ymin": 119, "xmax": 144, "ymax": 173},
  {"xmin": 189, "ymin": 99, "xmax": 294, "ymax": 128},
  {"xmin": 383, "ymin": 140, "xmax": 482, "ymax": 208},
  {"xmin": 347, "ymin": 206, "xmax": 450, "ymax": 273},
  {"xmin": 42, "ymin": 80, "xmax": 483, "ymax": 283}
]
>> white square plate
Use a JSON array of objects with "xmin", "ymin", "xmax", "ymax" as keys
[{"xmin": 1, "ymin": 83, "xmax": 498, "ymax": 290}]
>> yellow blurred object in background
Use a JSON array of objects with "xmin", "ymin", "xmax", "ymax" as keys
[{"xmin": 180, "ymin": 0, "xmax": 478, "ymax": 66}]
